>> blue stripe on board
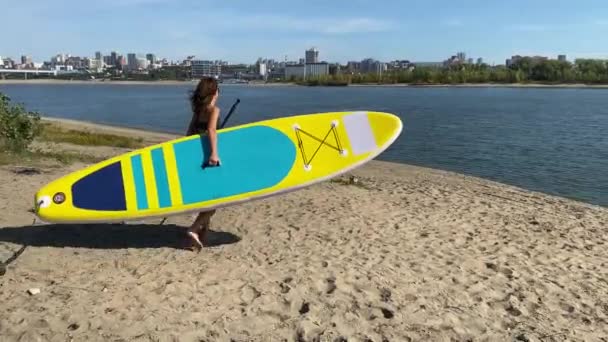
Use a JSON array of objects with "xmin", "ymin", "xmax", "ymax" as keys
[
  {"xmin": 130, "ymin": 154, "xmax": 148, "ymax": 210},
  {"xmin": 151, "ymin": 147, "xmax": 172, "ymax": 208},
  {"xmin": 173, "ymin": 125, "xmax": 296, "ymax": 205}
]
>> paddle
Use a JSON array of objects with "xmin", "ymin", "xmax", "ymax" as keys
[
  {"xmin": 159, "ymin": 98, "xmax": 241, "ymax": 225},
  {"xmin": 221, "ymin": 98, "xmax": 241, "ymax": 128}
]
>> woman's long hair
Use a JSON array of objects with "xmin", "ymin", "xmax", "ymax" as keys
[
  {"xmin": 187, "ymin": 77, "xmax": 218, "ymax": 135},
  {"xmin": 190, "ymin": 77, "xmax": 218, "ymax": 116}
]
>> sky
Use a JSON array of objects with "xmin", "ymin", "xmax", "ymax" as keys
[{"xmin": 2, "ymin": 0, "xmax": 608, "ymax": 65}]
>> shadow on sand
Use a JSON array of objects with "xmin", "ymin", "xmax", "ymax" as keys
[{"xmin": 0, "ymin": 223, "xmax": 241, "ymax": 250}]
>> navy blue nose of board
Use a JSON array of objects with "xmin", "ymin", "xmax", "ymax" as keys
[{"xmin": 71, "ymin": 161, "xmax": 127, "ymax": 211}]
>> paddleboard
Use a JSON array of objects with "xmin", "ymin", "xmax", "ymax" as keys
[{"xmin": 34, "ymin": 111, "xmax": 403, "ymax": 224}]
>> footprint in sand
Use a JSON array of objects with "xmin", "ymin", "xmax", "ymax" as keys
[
  {"xmin": 316, "ymin": 277, "xmax": 337, "ymax": 295},
  {"xmin": 240, "ymin": 285, "xmax": 261, "ymax": 305},
  {"xmin": 381, "ymin": 307, "xmax": 395, "ymax": 319},
  {"xmin": 299, "ymin": 302, "xmax": 310, "ymax": 315},
  {"xmin": 380, "ymin": 288, "xmax": 392, "ymax": 302}
]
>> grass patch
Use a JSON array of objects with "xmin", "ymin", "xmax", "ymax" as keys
[
  {"xmin": 39, "ymin": 123, "xmax": 145, "ymax": 148},
  {"xmin": 0, "ymin": 149, "xmax": 103, "ymax": 167}
]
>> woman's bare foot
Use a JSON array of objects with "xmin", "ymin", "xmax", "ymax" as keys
[{"xmin": 186, "ymin": 229, "xmax": 204, "ymax": 252}]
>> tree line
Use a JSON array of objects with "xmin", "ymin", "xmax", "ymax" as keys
[{"xmin": 292, "ymin": 58, "xmax": 608, "ymax": 85}]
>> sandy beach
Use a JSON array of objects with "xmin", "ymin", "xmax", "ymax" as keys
[{"xmin": 1, "ymin": 119, "xmax": 607, "ymax": 341}]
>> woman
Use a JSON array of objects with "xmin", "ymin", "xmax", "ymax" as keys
[{"xmin": 185, "ymin": 77, "xmax": 221, "ymax": 251}]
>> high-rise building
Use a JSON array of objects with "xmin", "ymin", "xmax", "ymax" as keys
[
  {"xmin": 360, "ymin": 58, "xmax": 385, "ymax": 74},
  {"xmin": 56, "ymin": 54, "xmax": 66, "ymax": 64},
  {"xmin": 146, "ymin": 53, "xmax": 157, "ymax": 64},
  {"xmin": 305, "ymin": 47, "xmax": 319, "ymax": 64},
  {"xmin": 477, "ymin": 58, "xmax": 483, "ymax": 65},
  {"xmin": 127, "ymin": 53, "xmax": 137, "ymax": 70},
  {"xmin": 117, "ymin": 56, "xmax": 127, "ymax": 68},
  {"xmin": 558, "ymin": 54, "xmax": 567, "ymax": 62},
  {"xmin": 110, "ymin": 51, "xmax": 118, "ymax": 66},
  {"xmin": 456, "ymin": 52, "xmax": 466, "ymax": 62},
  {"xmin": 21, "ymin": 55, "xmax": 32, "ymax": 66},
  {"xmin": 95, "ymin": 51, "xmax": 102, "ymax": 60},
  {"xmin": 347, "ymin": 61, "xmax": 361, "ymax": 73}
]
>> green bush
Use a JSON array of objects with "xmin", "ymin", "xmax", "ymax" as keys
[{"xmin": 0, "ymin": 93, "xmax": 42, "ymax": 153}]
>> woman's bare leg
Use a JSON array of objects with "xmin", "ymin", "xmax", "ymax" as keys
[
  {"xmin": 186, "ymin": 210, "xmax": 216, "ymax": 251},
  {"xmin": 187, "ymin": 212, "xmax": 208, "ymax": 251},
  {"xmin": 198, "ymin": 209, "xmax": 216, "ymax": 243}
]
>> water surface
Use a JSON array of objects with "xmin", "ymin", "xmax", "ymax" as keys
[{"xmin": 1, "ymin": 83, "xmax": 606, "ymax": 207}]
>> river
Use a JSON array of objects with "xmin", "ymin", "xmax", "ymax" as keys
[{"xmin": 1, "ymin": 83, "xmax": 606, "ymax": 207}]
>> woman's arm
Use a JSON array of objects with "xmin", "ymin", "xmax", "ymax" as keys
[{"xmin": 207, "ymin": 107, "xmax": 220, "ymax": 162}]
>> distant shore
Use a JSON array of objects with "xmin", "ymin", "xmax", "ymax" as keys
[
  {"xmin": 349, "ymin": 82, "xmax": 608, "ymax": 88},
  {"xmin": 3, "ymin": 78, "xmax": 608, "ymax": 88},
  {"xmin": 0, "ymin": 79, "xmax": 296, "ymax": 86},
  {"xmin": 0, "ymin": 79, "xmax": 198, "ymax": 86}
]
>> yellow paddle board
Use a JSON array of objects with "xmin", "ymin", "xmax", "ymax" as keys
[{"xmin": 34, "ymin": 111, "xmax": 403, "ymax": 223}]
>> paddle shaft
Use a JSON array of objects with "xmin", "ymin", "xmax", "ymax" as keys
[{"xmin": 221, "ymin": 98, "xmax": 240, "ymax": 128}]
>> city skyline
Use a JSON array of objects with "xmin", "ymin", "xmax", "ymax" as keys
[
  {"xmin": 0, "ymin": 49, "xmax": 571, "ymax": 69},
  {"xmin": 2, "ymin": 0, "xmax": 608, "ymax": 65}
]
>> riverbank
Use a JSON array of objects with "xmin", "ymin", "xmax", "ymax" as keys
[
  {"xmin": 4, "ymin": 78, "xmax": 608, "ymax": 88},
  {"xmin": 0, "ymin": 79, "xmax": 298, "ymax": 87},
  {"xmin": 1, "ymin": 118, "xmax": 607, "ymax": 341},
  {"xmin": 349, "ymin": 82, "xmax": 608, "ymax": 88}
]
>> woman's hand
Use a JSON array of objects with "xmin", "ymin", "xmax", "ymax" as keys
[{"xmin": 208, "ymin": 153, "xmax": 220, "ymax": 166}]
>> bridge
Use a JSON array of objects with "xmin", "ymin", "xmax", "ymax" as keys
[{"xmin": 0, "ymin": 69, "xmax": 80, "ymax": 79}]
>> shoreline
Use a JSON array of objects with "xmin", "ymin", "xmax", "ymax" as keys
[
  {"xmin": 347, "ymin": 82, "xmax": 608, "ymax": 89},
  {"xmin": 40, "ymin": 116, "xmax": 180, "ymax": 141},
  {"xmin": 3, "ymin": 78, "xmax": 608, "ymax": 88}
]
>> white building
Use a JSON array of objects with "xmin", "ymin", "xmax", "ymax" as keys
[
  {"xmin": 192, "ymin": 60, "xmax": 221, "ymax": 78},
  {"xmin": 137, "ymin": 57, "xmax": 149, "ymax": 70},
  {"xmin": 285, "ymin": 64, "xmax": 305, "ymax": 79},
  {"xmin": 306, "ymin": 63, "xmax": 329, "ymax": 77},
  {"xmin": 88, "ymin": 59, "xmax": 103, "ymax": 72},
  {"xmin": 257, "ymin": 62, "xmax": 267, "ymax": 77},
  {"xmin": 285, "ymin": 62, "xmax": 329, "ymax": 79}
]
